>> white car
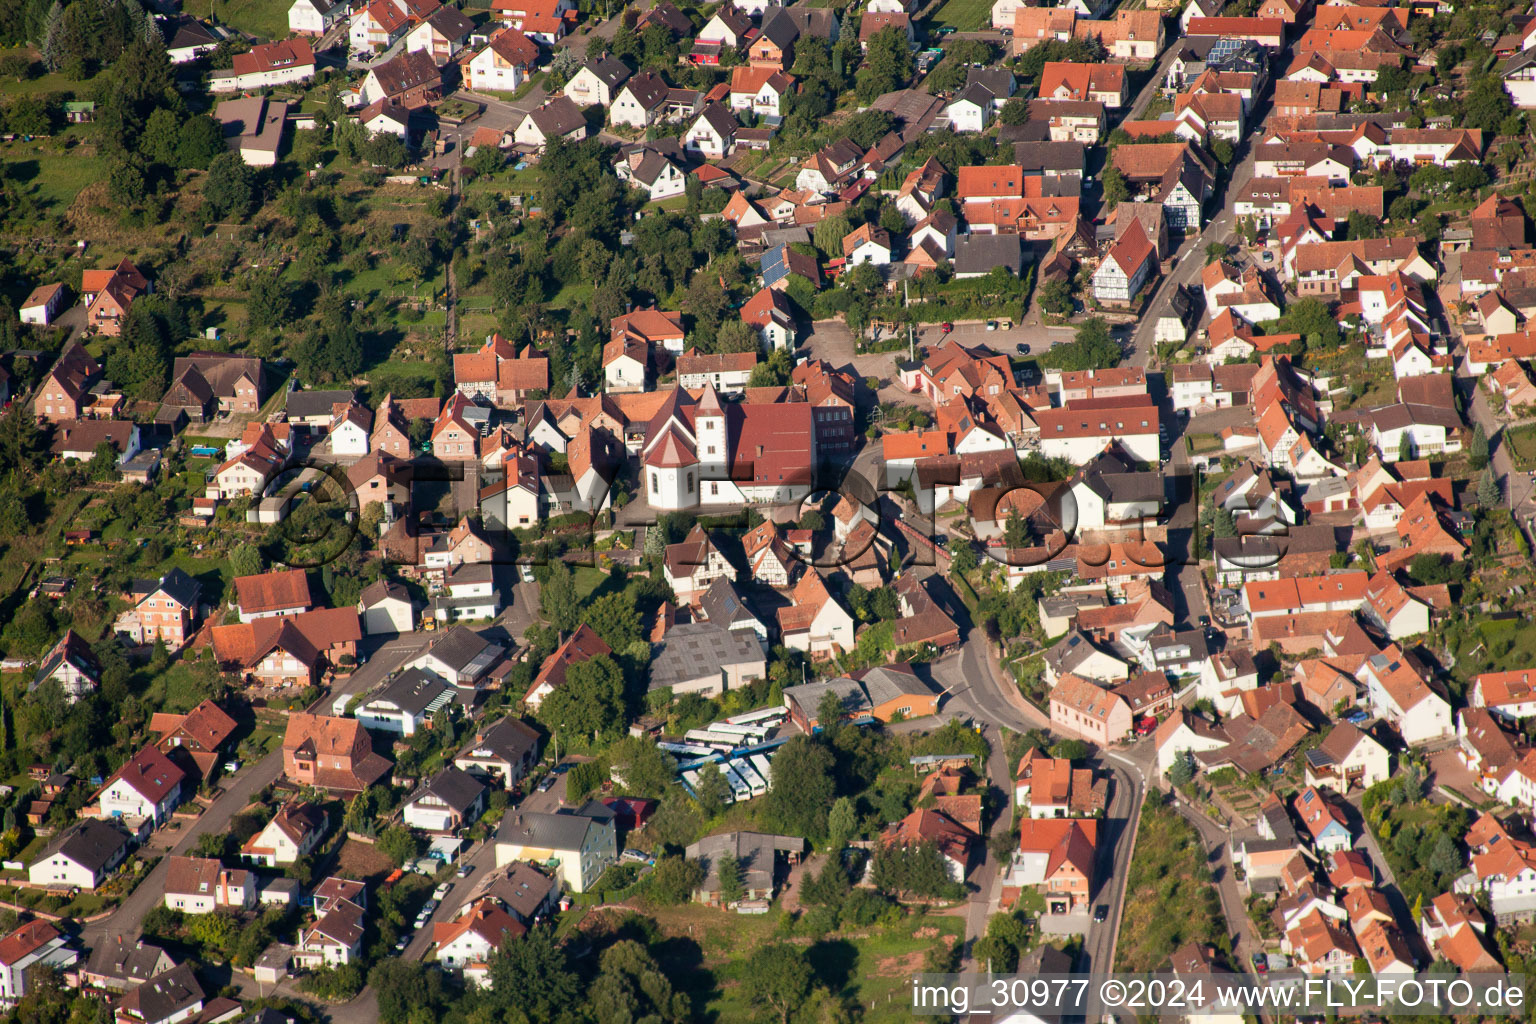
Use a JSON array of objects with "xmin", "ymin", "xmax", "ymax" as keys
[
  {"xmin": 433, "ymin": 882, "xmax": 452, "ymax": 901},
  {"xmin": 520, "ymin": 565, "xmax": 536, "ymax": 583}
]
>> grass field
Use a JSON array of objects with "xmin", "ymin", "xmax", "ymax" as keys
[
  {"xmin": 930, "ymin": 0, "xmax": 993, "ymax": 31},
  {"xmin": 183, "ymin": 0, "xmax": 291, "ymax": 40},
  {"xmin": 1, "ymin": 143, "xmax": 106, "ymax": 213},
  {"xmin": 1505, "ymin": 422, "xmax": 1536, "ymax": 470},
  {"xmin": 1115, "ymin": 795, "xmax": 1225, "ymax": 971}
]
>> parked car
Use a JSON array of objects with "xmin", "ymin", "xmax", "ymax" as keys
[
  {"xmin": 433, "ymin": 882, "xmax": 452, "ymax": 901},
  {"xmin": 1017, "ymin": 343, "xmax": 1031, "ymax": 355},
  {"xmin": 1251, "ymin": 952, "xmax": 1268, "ymax": 974},
  {"xmin": 457, "ymin": 863, "xmax": 474, "ymax": 878},
  {"xmin": 1093, "ymin": 905, "xmax": 1108, "ymax": 923},
  {"xmin": 537, "ymin": 775, "xmax": 557, "ymax": 793},
  {"xmin": 520, "ymin": 564, "xmax": 536, "ymax": 583}
]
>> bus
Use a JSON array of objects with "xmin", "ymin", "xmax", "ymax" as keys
[
  {"xmin": 749, "ymin": 754, "xmax": 775, "ymax": 790},
  {"xmin": 728, "ymin": 705, "xmax": 788, "ymax": 727}
]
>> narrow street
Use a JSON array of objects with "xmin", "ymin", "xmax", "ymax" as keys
[
  {"xmin": 930, "ymin": 630, "xmax": 1144, "ymax": 975},
  {"xmin": 78, "ymin": 633, "xmax": 435, "ymax": 954}
]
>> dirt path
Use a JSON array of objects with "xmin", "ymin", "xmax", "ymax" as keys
[{"xmin": 778, "ymin": 852, "xmax": 824, "ymax": 915}]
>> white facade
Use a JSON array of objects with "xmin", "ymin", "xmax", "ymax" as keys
[
  {"xmin": 289, "ymin": 0, "xmax": 339, "ymax": 34},
  {"xmin": 946, "ymin": 96, "xmax": 991, "ymax": 133},
  {"xmin": 467, "ymin": 43, "xmax": 530, "ymax": 94},
  {"xmin": 99, "ymin": 776, "xmax": 179, "ymax": 826}
]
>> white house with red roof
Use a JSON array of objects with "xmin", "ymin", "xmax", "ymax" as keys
[
  {"xmin": 467, "ymin": 29, "xmax": 540, "ymax": 93},
  {"xmin": 434, "ymin": 903, "xmax": 526, "ymax": 983},
  {"xmin": 490, "ymin": 0, "xmax": 574, "ymax": 41},
  {"xmin": 96, "ymin": 745, "xmax": 186, "ymax": 826},
  {"xmin": 350, "ymin": 0, "xmax": 410, "ymax": 50},
  {"xmin": 210, "ymin": 38, "xmax": 316, "ymax": 92},
  {"xmin": 1471, "ymin": 669, "xmax": 1536, "ymax": 722}
]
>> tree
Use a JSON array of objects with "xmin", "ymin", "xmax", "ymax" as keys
[
  {"xmin": 377, "ymin": 825, "xmax": 420, "ymax": 867},
  {"xmin": 246, "ymin": 270, "xmax": 290, "ymax": 334},
  {"xmin": 230, "ymin": 542, "xmax": 264, "ymax": 578},
  {"xmin": 761, "ymin": 736, "xmax": 837, "ymax": 840},
  {"xmin": 1347, "ymin": 211, "xmax": 1383, "ymax": 240},
  {"xmin": 716, "ymin": 852, "xmax": 744, "ymax": 904},
  {"xmin": 1470, "ymin": 423, "xmax": 1490, "ymax": 470},
  {"xmin": 1038, "ymin": 278, "xmax": 1073, "ymax": 315},
  {"xmin": 370, "ymin": 961, "xmax": 446, "ymax": 1024},
  {"xmin": 176, "ymin": 114, "xmax": 225, "ymax": 170},
  {"xmin": 603, "ymin": 736, "xmax": 677, "ymax": 797},
  {"xmin": 812, "ymin": 213, "xmax": 852, "ymax": 257},
  {"xmin": 999, "ymin": 95, "xmax": 1029, "ymax": 126},
  {"xmin": 1452, "ymin": 161, "xmax": 1489, "ymax": 194},
  {"xmin": 816, "ymin": 689, "xmax": 845, "ymax": 740},
  {"xmin": 693, "ymin": 762, "xmax": 730, "ymax": 817},
  {"xmin": 535, "ymin": 653, "xmax": 627, "ymax": 741},
  {"xmin": 827, "ymin": 796, "xmax": 857, "ymax": 848},
  {"xmin": 949, "ymin": 539, "xmax": 978, "ymax": 576},
  {"xmin": 1276, "ymin": 296, "xmax": 1341, "ymax": 350},
  {"xmin": 1463, "ymin": 75, "xmax": 1514, "ymax": 132},
  {"xmin": 1049, "ymin": 739, "xmax": 1090, "ymax": 760},
  {"xmin": 1213, "ymin": 505, "xmax": 1236, "ymax": 539},
  {"xmin": 484, "ymin": 926, "xmax": 582, "ymax": 1022},
  {"xmin": 1049, "ymin": 317, "xmax": 1121, "ymax": 372},
  {"xmin": 539, "ymin": 561, "xmax": 581, "ymax": 632},
  {"xmin": 588, "ymin": 939, "xmax": 691, "ymax": 1024},
  {"xmin": 742, "ymin": 944, "xmax": 815, "ymax": 1024},
  {"xmin": 648, "ymin": 855, "xmax": 706, "ymax": 905},
  {"xmin": 1397, "ymin": 432, "xmax": 1414, "ymax": 463},
  {"xmin": 138, "ymin": 107, "xmax": 179, "ymax": 166},
  {"xmin": 855, "ymin": 26, "xmax": 913, "ymax": 102},
  {"xmin": 1101, "ymin": 165, "xmax": 1128, "ymax": 207},
  {"xmin": 749, "ymin": 347, "xmax": 793, "ymax": 388},
  {"xmin": 1168, "ymin": 751, "xmax": 1196, "ymax": 787},
  {"xmin": 586, "ymin": 589, "xmax": 640, "ymax": 651},
  {"xmin": 203, "ymin": 151, "xmax": 255, "ymax": 221},
  {"xmin": 1210, "ymin": 138, "xmax": 1234, "ymax": 166},
  {"xmin": 1479, "ymin": 469, "xmax": 1502, "ymax": 508},
  {"xmin": 715, "ymin": 318, "xmax": 757, "ymax": 354}
]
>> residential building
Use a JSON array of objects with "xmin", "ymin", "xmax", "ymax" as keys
[
  {"xmin": 282, "ymin": 714, "xmax": 392, "ymax": 794},
  {"xmin": 403, "ymin": 767, "xmax": 487, "ymax": 832},
  {"xmin": 241, "ymin": 803, "xmax": 329, "ymax": 867},
  {"xmin": 28, "ymin": 820, "xmax": 131, "ymax": 890},
  {"xmin": 495, "ymin": 809, "xmax": 617, "ymax": 893}
]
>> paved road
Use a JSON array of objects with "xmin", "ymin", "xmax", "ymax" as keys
[
  {"xmin": 1124, "ymin": 46, "xmax": 1181, "ymax": 123},
  {"xmin": 1463, "ymin": 373, "xmax": 1536, "ymax": 525},
  {"xmin": 79, "ymin": 633, "xmax": 435, "ymax": 953},
  {"xmin": 1167, "ymin": 794, "xmax": 1262, "ymax": 966},
  {"xmin": 1127, "ymin": 122, "xmax": 1270, "ymax": 370},
  {"xmin": 929, "ymin": 630, "xmax": 1144, "ymax": 974}
]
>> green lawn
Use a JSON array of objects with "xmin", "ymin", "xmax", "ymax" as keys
[
  {"xmin": 0, "ymin": 49, "xmax": 108, "ymax": 97},
  {"xmin": 0, "ymin": 143, "xmax": 107, "ymax": 213},
  {"xmin": 183, "ymin": 0, "xmax": 291, "ymax": 39},
  {"xmin": 1506, "ymin": 422, "xmax": 1536, "ymax": 470},
  {"xmin": 930, "ymin": 0, "xmax": 993, "ymax": 31},
  {"xmin": 572, "ymin": 566, "xmax": 608, "ymax": 599}
]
